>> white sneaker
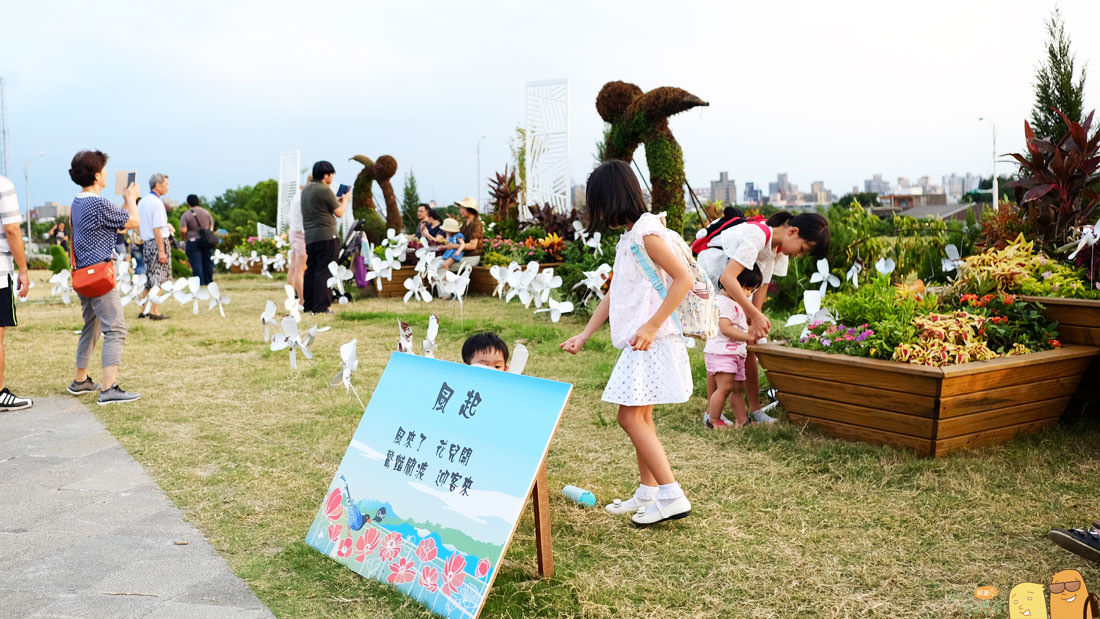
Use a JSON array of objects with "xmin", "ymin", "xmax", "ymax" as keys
[
  {"xmin": 631, "ymin": 496, "xmax": 692, "ymax": 526},
  {"xmin": 605, "ymin": 496, "xmax": 654, "ymax": 515},
  {"xmin": 751, "ymin": 409, "xmax": 778, "ymax": 424},
  {"xmin": 701, "ymin": 411, "xmax": 734, "ymax": 428}
]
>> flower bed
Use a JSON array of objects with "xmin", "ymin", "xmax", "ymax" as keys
[{"xmin": 751, "ymin": 342, "xmax": 1097, "ymax": 457}]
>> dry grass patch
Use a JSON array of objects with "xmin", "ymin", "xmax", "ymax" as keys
[{"xmin": 7, "ymin": 270, "xmax": 1100, "ymax": 617}]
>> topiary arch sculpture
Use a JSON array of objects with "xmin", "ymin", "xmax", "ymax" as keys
[
  {"xmin": 596, "ymin": 81, "xmax": 708, "ymax": 233},
  {"xmin": 350, "ymin": 154, "xmax": 401, "ymax": 241}
]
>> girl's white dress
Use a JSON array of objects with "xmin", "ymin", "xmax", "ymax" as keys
[{"xmin": 601, "ymin": 213, "xmax": 693, "ymax": 406}]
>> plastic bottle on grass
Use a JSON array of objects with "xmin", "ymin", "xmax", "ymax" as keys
[{"xmin": 562, "ymin": 485, "xmax": 596, "ymax": 507}]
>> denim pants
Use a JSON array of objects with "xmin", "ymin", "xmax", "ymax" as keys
[{"xmin": 185, "ymin": 240, "xmax": 214, "ymax": 285}]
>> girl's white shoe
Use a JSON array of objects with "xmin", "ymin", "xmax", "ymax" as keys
[
  {"xmin": 631, "ymin": 496, "xmax": 692, "ymax": 526},
  {"xmin": 605, "ymin": 496, "xmax": 654, "ymax": 515}
]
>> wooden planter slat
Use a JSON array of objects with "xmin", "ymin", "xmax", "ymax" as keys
[
  {"xmin": 932, "ymin": 419, "xmax": 1061, "ymax": 457},
  {"xmin": 751, "ymin": 342, "xmax": 1098, "ymax": 457},
  {"xmin": 938, "ymin": 375, "xmax": 1082, "ymax": 417},
  {"xmin": 1020, "ymin": 296, "xmax": 1100, "ymax": 346},
  {"xmin": 469, "ymin": 266, "xmax": 497, "ymax": 295},
  {"xmin": 935, "ymin": 398, "xmax": 1068, "ymax": 439},
  {"xmin": 939, "ymin": 357, "xmax": 1092, "ymax": 396},
  {"xmin": 778, "ymin": 393, "xmax": 934, "ymax": 438},
  {"xmin": 787, "ymin": 413, "xmax": 933, "ymax": 454},
  {"xmin": 375, "ymin": 267, "xmax": 416, "ymax": 298},
  {"xmin": 765, "ymin": 371, "xmax": 937, "ymax": 416},
  {"xmin": 1055, "ymin": 325, "xmax": 1100, "ymax": 345},
  {"xmin": 752, "ymin": 348, "xmax": 941, "ymax": 396}
]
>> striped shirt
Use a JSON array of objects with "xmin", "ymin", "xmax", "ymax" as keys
[
  {"xmin": 71, "ymin": 193, "xmax": 130, "ymax": 269},
  {"xmin": 0, "ymin": 175, "xmax": 24, "ymax": 275}
]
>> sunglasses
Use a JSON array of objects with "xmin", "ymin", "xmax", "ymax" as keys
[{"xmin": 1049, "ymin": 581, "xmax": 1081, "ymax": 594}]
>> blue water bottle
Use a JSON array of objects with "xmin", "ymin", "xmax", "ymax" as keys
[{"xmin": 562, "ymin": 485, "xmax": 597, "ymax": 507}]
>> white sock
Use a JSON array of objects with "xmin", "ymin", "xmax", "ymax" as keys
[
  {"xmin": 634, "ymin": 484, "xmax": 657, "ymax": 501},
  {"xmin": 656, "ymin": 482, "xmax": 684, "ymax": 502}
]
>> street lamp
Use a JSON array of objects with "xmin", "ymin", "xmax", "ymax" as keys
[
  {"xmin": 476, "ymin": 135, "xmax": 485, "ymax": 211},
  {"xmin": 978, "ymin": 117, "xmax": 997, "ymax": 206},
  {"xmin": 23, "ymin": 152, "xmax": 44, "ymax": 244}
]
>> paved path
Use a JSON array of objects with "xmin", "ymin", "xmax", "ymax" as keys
[{"xmin": 0, "ymin": 397, "xmax": 275, "ymax": 618}]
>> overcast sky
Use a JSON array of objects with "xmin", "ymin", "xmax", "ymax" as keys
[{"xmin": 3, "ymin": 0, "xmax": 1099, "ymax": 213}]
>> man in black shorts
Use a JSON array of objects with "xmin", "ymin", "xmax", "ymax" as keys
[{"xmin": 0, "ymin": 175, "xmax": 32, "ymax": 411}]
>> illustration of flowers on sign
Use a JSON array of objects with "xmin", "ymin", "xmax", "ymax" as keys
[{"xmin": 304, "ymin": 353, "xmax": 573, "ymax": 618}]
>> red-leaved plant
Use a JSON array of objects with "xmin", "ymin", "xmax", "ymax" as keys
[{"xmin": 1007, "ymin": 107, "xmax": 1100, "ymax": 253}]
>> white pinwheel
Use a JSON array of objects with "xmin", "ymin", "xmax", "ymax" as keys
[
  {"xmin": 207, "ymin": 282, "xmax": 229, "ymax": 317},
  {"xmin": 785, "ymin": 290, "xmax": 835, "ymax": 337},
  {"xmin": 529, "ymin": 267, "xmax": 563, "ymax": 308},
  {"xmin": 300, "ymin": 323, "xmax": 330, "ymax": 349},
  {"xmin": 283, "ymin": 284, "xmax": 301, "ymax": 322},
  {"xmin": 489, "ymin": 263, "xmax": 516, "ymax": 298},
  {"xmin": 270, "ymin": 316, "xmax": 313, "ymax": 369},
  {"xmin": 49, "ymin": 269, "xmax": 73, "ymax": 304},
  {"xmin": 397, "ymin": 320, "xmax": 414, "ymax": 353},
  {"xmin": 327, "ymin": 261, "xmax": 354, "ymax": 298},
  {"xmin": 585, "ymin": 231, "xmax": 603, "ymax": 256},
  {"xmin": 505, "ymin": 261, "xmax": 540, "ymax": 306},
  {"xmin": 941, "ymin": 244, "xmax": 962, "ymax": 273},
  {"xmin": 260, "ymin": 300, "xmax": 278, "ymax": 342},
  {"xmin": 874, "ymin": 257, "xmax": 896, "ymax": 276},
  {"xmin": 144, "ymin": 283, "xmax": 173, "ymax": 312},
  {"xmin": 571, "ymin": 263, "xmax": 612, "ymax": 305},
  {"xmin": 809, "ymin": 258, "xmax": 840, "ymax": 294},
  {"xmin": 508, "ymin": 343, "xmax": 529, "ymax": 375},
  {"xmin": 535, "ymin": 297, "xmax": 574, "ymax": 322},
  {"xmin": 572, "ymin": 220, "xmax": 587, "ymax": 242},
  {"xmin": 439, "ymin": 264, "xmax": 472, "ymax": 305},
  {"xmin": 120, "ymin": 274, "xmax": 146, "ymax": 307},
  {"xmin": 403, "ymin": 274, "xmax": 432, "ymax": 303},
  {"xmin": 329, "ymin": 339, "xmax": 364, "ymax": 407},
  {"xmin": 422, "ymin": 314, "xmax": 439, "ymax": 358},
  {"xmin": 413, "ymin": 246, "xmax": 438, "ymax": 278},
  {"xmin": 1068, "ymin": 225, "xmax": 1100, "ymax": 260},
  {"xmin": 171, "ymin": 277, "xmax": 194, "ymax": 306},
  {"xmin": 845, "ymin": 263, "xmax": 862, "ymax": 288},
  {"xmin": 366, "ymin": 251, "xmax": 400, "ymax": 291}
]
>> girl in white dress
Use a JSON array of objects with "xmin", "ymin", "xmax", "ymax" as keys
[{"xmin": 560, "ymin": 161, "xmax": 693, "ymax": 526}]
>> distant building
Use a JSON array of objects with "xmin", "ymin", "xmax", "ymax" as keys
[
  {"xmin": 572, "ymin": 184, "xmax": 586, "ymax": 208},
  {"xmin": 29, "ymin": 201, "xmax": 67, "ymax": 220},
  {"xmin": 810, "ymin": 181, "xmax": 828, "ymax": 204},
  {"xmin": 709, "ymin": 172, "xmax": 737, "ymax": 205},
  {"xmin": 743, "ymin": 182, "xmax": 762, "ymax": 204},
  {"xmin": 878, "ymin": 193, "xmax": 948, "ymax": 210},
  {"xmin": 864, "ymin": 174, "xmax": 890, "ymax": 195}
]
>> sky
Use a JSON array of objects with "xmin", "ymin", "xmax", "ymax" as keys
[{"xmin": 3, "ymin": 0, "xmax": 1100, "ymax": 215}]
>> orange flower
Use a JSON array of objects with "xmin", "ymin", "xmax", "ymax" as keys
[
  {"xmin": 1001, "ymin": 294, "xmax": 1016, "ymax": 305},
  {"xmin": 1049, "ymin": 339, "xmax": 1061, "ymax": 348}
]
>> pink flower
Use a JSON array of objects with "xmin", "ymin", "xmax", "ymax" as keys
[
  {"xmin": 442, "ymin": 553, "xmax": 467, "ymax": 596},
  {"xmin": 475, "ymin": 557, "xmax": 490, "ymax": 579},
  {"xmin": 416, "ymin": 537, "xmax": 438, "ymax": 562},
  {"xmin": 419, "ymin": 565, "xmax": 439, "ymax": 592},
  {"xmin": 323, "ymin": 488, "xmax": 343, "ymax": 521},
  {"xmin": 354, "ymin": 528, "xmax": 380, "ymax": 562},
  {"xmin": 328, "ymin": 524, "xmax": 342, "ymax": 542},
  {"xmin": 379, "ymin": 531, "xmax": 403, "ymax": 561},
  {"xmin": 387, "ymin": 557, "xmax": 416, "ymax": 585},
  {"xmin": 336, "ymin": 537, "xmax": 353, "ymax": 558}
]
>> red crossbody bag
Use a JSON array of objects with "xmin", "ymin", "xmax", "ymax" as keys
[{"xmin": 69, "ymin": 230, "xmax": 116, "ymax": 298}]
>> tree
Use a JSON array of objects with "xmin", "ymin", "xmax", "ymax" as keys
[
  {"xmin": 1031, "ymin": 7, "xmax": 1087, "ymax": 142},
  {"xmin": 208, "ymin": 179, "xmax": 278, "ymax": 247},
  {"xmin": 401, "ymin": 170, "xmax": 420, "ymax": 233},
  {"xmin": 833, "ymin": 192, "xmax": 880, "ymax": 208}
]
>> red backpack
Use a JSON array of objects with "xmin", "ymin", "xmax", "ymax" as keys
[{"xmin": 691, "ymin": 214, "xmax": 771, "ymax": 255}]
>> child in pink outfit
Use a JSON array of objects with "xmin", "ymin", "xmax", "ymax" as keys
[{"xmin": 703, "ymin": 265, "xmax": 762, "ymax": 429}]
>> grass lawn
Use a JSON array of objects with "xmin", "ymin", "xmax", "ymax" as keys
[{"xmin": 9, "ymin": 270, "xmax": 1100, "ymax": 618}]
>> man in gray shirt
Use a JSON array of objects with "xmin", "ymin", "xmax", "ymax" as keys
[{"xmin": 300, "ymin": 160, "xmax": 349, "ymax": 313}]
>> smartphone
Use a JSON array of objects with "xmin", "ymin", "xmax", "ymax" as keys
[
  {"xmin": 336, "ymin": 184, "xmax": 350, "ymax": 197},
  {"xmin": 114, "ymin": 170, "xmax": 138, "ymax": 195}
]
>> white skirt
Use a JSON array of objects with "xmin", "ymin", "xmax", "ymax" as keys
[{"xmin": 601, "ymin": 335, "xmax": 693, "ymax": 406}]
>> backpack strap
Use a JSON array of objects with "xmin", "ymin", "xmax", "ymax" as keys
[{"xmin": 630, "ymin": 241, "xmax": 685, "ymax": 336}]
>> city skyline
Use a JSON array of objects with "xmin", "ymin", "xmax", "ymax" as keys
[{"xmin": 2, "ymin": 1, "xmax": 1099, "ymax": 216}]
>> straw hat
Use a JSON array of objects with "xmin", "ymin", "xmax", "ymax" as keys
[
  {"xmin": 454, "ymin": 196, "xmax": 479, "ymax": 214},
  {"xmin": 440, "ymin": 217, "xmax": 462, "ymax": 233}
]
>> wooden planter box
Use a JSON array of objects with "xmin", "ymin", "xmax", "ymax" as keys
[
  {"xmin": 1020, "ymin": 296, "xmax": 1100, "ymax": 346},
  {"xmin": 749, "ymin": 342, "xmax": 1098, "ymax": 457},
  {"xmin": 374, "ymin": 266, "xmax": 416, "ymax": 298},
  {"xmin": 229, "ymin": 263, "xmax": 264, "ymax": 274}
]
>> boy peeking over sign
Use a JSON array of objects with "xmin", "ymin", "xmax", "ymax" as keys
[{"xmin": 462, "ymin": 332, "xmax": 509, "ymax": 372}]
